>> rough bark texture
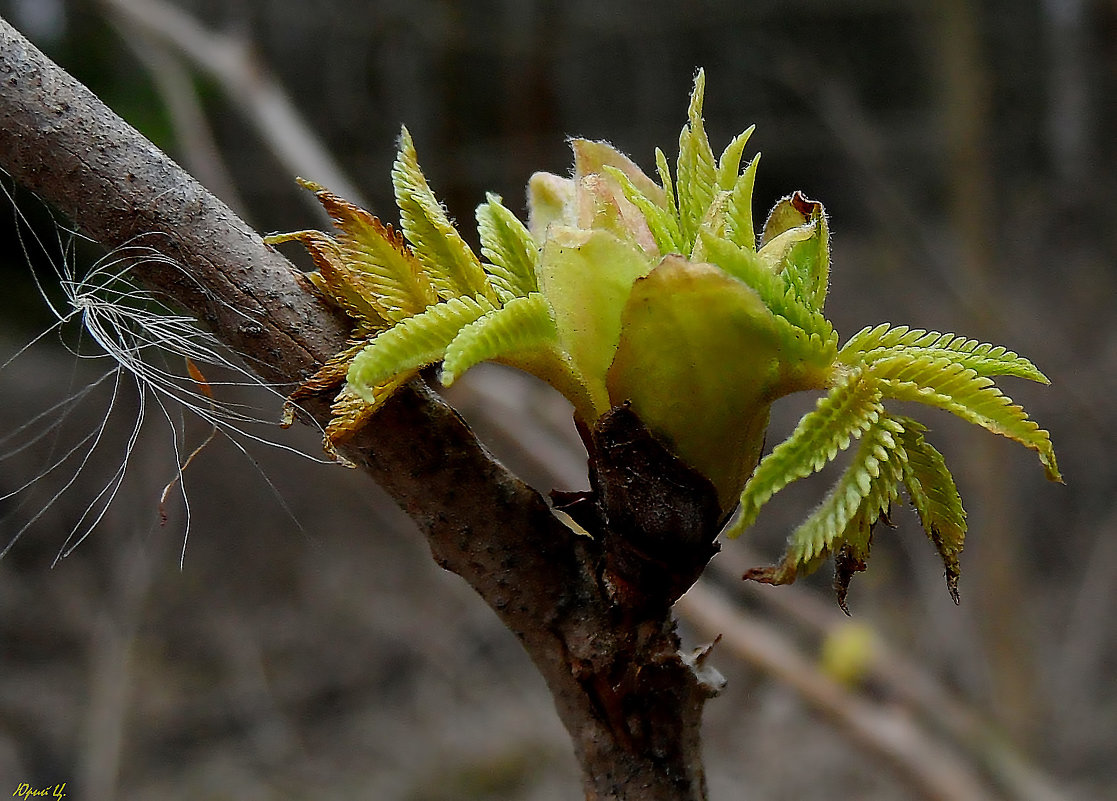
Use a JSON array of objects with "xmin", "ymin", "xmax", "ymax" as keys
[{"xmin": 0, "ymin": 18, "xmax": 724, "ymax": 799}]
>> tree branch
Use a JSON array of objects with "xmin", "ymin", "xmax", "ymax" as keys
[{"xmin": 0, "ymin": 17, "xmax": 720, "ymax": 799}]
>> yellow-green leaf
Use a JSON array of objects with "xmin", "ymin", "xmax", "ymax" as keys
[
  {"xmin": 840, "ymin": 324, "xmax": 1049, "ymax": 383},
  {"xmin": 537, "ymin": 227, "xmax": 653, "ymax": 419},
  {"xmin": 675, "ymin": 69, "xmax": 717, "ymax": 250},
  {"xmin": 441, "ymin": 293, "xmax": 557, "ymax": 385},
  {"xmin": 728, "ymin": 368, "xmax": 883, "ymax": 537},
  {"xmin": 607, "ymin": 257, "xmax": 784, "ymax": 508},
  {"xmin": 870, "ymin": 354, "xmax": 1061, "ymax": 482},
  {"xmin": 393, "ymin": 127, "xmax": 496, "ymax": 303},
  {"xmin": 476, "ymin": 193, "xmax": 540, "ymax": 300},
  {"xmin": 347, "ymin": 295, "xmax": 494, "ymax": 401},
  {"xmin": 895, "ymin": 416, "xmax": 966, "ymax": 602}
]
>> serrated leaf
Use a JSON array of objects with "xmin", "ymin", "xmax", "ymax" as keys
[
  {"xmin": 781, "ymin": 195, "xmax": 830, "ymax": 311},
  {"xmin": 870, "ymin": 354, "xmax": 1061, "ymax": 482},
  {"xmin": 716, "ymin": 125, "xmax": 756, "ymax": 192},
  {"xmin": 743, "ymin": 414, "xmax": 906, "ymax": 595},
  {"xmin": 476, "ymin": 193, "xmax": 540, "ymax": 300},
  {"xmin": 321, "ymin": 370, "xmax": 417, "ymax": 462},
  {"xmin": 441, "ymin": 293, "xmax": 558, "ymax": 385},
  {"xmin": 655, "ymin": 146, "xmax": 679, "ymax": 232},
  {"xmin": 393, "ymin": 127, "xmax": 495, "ymax": 303},
  {"xmin": 265, "ymin": 230, "xmax": 385, "ymax": 330},
  {"xmin": 347, "ymin": 295, "xmax": 494, "ymax": 401},
  {"xmin": 725, "ymin": 153, "xmax": 761, "ymax": 252},
  {"xmin": 676, "ymin": 69, "xmax": 717, "ymax": 250},
  {"xmin": 727, "ymin": 369, "xmax": 883, "ymax": 537},
  {"xmin": 607, "ymin": 257, "xmax": 783, "ymax": 508},
  {"xmin": 284, "ymin": 338, "xmax": 369, "ymax": 415},
  {"xmin": 784, "ymin": 415, "xmax": 906, "ymax": 568},
  {"xmin": 294, "ymin": 179, "xmax": 440, "ymax": 322},
  {"xmin": 894, "ymin": 416, "xmax": 966, "ymax": 602},
  {"xmin": 839, "ymin": 324, "xmax": 1049, "ymax": 383},
  {"xmin": 700, "ymin": 231, "xmax": 836, "ymax": 345},
  {"xmin": 757, "ymin": 193, "xmax": 831, "ymax": 314}
]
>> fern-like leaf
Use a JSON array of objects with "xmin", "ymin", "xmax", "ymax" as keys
[
  {"xmin": 675, "ymin": 70, "xmax": 717, "ymax": 250},
  {"xmin": 776, "ymin": 195, "xmax": 830, "ymax": 312},
  {"xmin": 264, "ymin": 230, "xmax": 386, "ymax": 331},
  {"xmin": 392, "ymin": 127, "xmax": 496, "ymax": 303},
  {"xmin": 700, "ymin": 232, "xmax": 835, "ymax": 343},
  {"xmin": 441, "ymin": 293, "xmax": 558, "ymax": 385},
  {"xmin": 788, "ymin": 416, "xmax": 905, "ymax": 566},
  {"xmin": 476, "ymin": 193, "xmax": 541, "ymax": 300},
  {"xmin": 655, "ymin": 146, "xmax": 679, "ymax": 234},
  {"xmin": 870, "ymin": 354, "xmax": 1061, "ymax": 482},
  {"xmin": 745, "ymin": 415, "xmax": 906, "ymax": 591},
  {"xmin": 295, "ymin": 180, "xmax": 439, "ymax": 322},
  {"xmin": 347, "ymin": 295, "xmax": 494, "ymax": 399},
  {"xmin": 727, "ymin": 369, "xmax": 883, "ymax": 537},
  {"xmin": 894, "ymin": 416, "xmax": 966, "ymax": 602},
  {"xmin": 282, "ymin": 339, "xmax": 369, "ymax": 419},
  {"xmin": 724, "ymin": 153, "xmax": 761, "ymax": 252},
  {"xmin": 840, "ymin": 324, "xmax": 1049, "ymax": 383},
  {"xmin": 322, "ymin": 371, "xmax": 417, "ymax": 462}
]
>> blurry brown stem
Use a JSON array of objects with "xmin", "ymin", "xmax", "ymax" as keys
[
  {"xmin": 703, "ymin": 550, "xmax": 1074, "ymax": 801},
  {"xmin": 679, "ymin": 581, "xmax": 997, "ymax": 801},
  {"xmin": 922, "ymin": 0, "xmax": 1039, "ymax": 746}
]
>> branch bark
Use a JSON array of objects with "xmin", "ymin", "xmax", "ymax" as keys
[{"xmin": 0, "ymin": 17, "xmax": 721, "ymax": 799}]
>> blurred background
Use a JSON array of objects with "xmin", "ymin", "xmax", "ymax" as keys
[{"xmin": 0, "ymin": 1, "xmax": 1114, "ymax": 799}]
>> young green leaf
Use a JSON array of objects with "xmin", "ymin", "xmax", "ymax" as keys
[
  {"xmin": 441, "ymin": 293, "xmax": 558, "ymax": 385},
  {"xmin": 789, "ymin": 417, "xmax": 903, "ymax": 568},
  {"xmin": 675, "ymin": 69, "xmax": 717, "ymax": 250},
  {"xmin": 264, "ymin": 229, "xmax": 385, "ymax": 331},
  {"xmin": 870, "ymin": 354, "xmax": 1061, "ymax": 482},
  {"xmin": 347, "ymin": 295, "xmax": 494, "ymax": 401},
  {"xmin": 895, "ymin": 417, "xmax": 966, "ymax": 602},
  {"xmin": 476, "ymin": 193, "xmax": 541, "ymax": 300},
  {"xmin": 840, "ymin": 325, "xmax": 1049, "ymax": 383},
  {"xmin": 700, "ymin": 231, "xmax": 835, "ymax": 343},
  {"xmin": 393, "ymin": 127, "xmax": 496, "ymax": 303},
  {"xmin": 295, "ymin": 179, "xmax": 440, "ymax": 322},
  {"xmin": 728, "ymin": 368, "xmax": 884, "ymax": 536},
  {"xmin": 724, "ymin": 153, "xmax": 761, "ymax": 252},
  {"xmin": 716, "ymin": 125, "xmax": 756, "ymax": 192}
]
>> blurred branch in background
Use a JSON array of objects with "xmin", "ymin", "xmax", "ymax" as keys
[
  {"xmin": 112, "ymin": 21, "xmax": 247, "ymax": 216},
  {"xmin": 922, "ymin": 0, "xmax": 1037, "ymax": 748},
  {"xmin": 699, "ymin": 551, "xmax": 1073, "ymax": 801},
  {"xmin": 679, "ymin": 582, "xmax": 998, "ymax": 801},
  {"xmin": 97, "ymin": 0, "xmax": 368, "ymax": 210}
]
